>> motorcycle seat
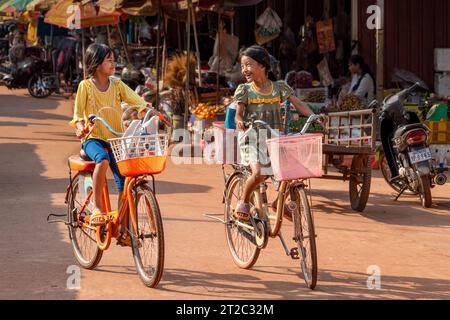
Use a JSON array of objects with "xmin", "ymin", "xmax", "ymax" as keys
[
  {"xmin": 69, "ymin": 150, "xmax": 95, "ymax": 172},
  {"xmin": 394, "ymin": 123, "xmax": 428, "ymax": 139}
]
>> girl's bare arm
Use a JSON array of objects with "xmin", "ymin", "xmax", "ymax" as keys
[
  {"xmin": 235, "ymin": 102, "xmax": 246, "ymax": 131},
  {"xmin": 288, "ymin": 95, "xmax": 314, "ymax": 118}
]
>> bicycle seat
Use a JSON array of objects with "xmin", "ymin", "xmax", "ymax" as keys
[{"xmin": 69, "ymin": 151, "xmax": 95, "ymax": 172}]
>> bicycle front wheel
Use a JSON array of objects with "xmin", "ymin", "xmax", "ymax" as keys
[
  {"xmin": 224, "ymin": 173, "xmax": 261, "ymax": 269},
  {"xmin": 67, "ymin": 176, "xmax": 103, "ymax": 270},
  {"xmin": 291, "ymin": 186, "xmax": 318, "ymax": 290},
  {"xmin": 129, "ymin": 184, "xmax": 165, "ymax": 288}
]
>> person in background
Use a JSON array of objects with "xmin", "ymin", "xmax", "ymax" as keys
[{"xmin": 348, "ymin": 54, "xmax": 376, "ymax": 106}]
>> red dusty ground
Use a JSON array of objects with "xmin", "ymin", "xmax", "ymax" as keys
[{"xmin": 1, "ymin": 87, "xmax": 449, "ymax": 300}]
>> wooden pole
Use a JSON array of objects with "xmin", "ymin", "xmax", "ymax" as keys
[
  {"xmin": 175, "ymin": 1, "xmax": 182, "ymax": 49},
  {"xmin": 376, "ymin": 0, "xmax": 385, "ymax": 102},
  {"xmin": 162, "ymin": 14, "xmax": 168, "ymax": 84},
  {"xmin": 216, "ymin": 12, "xmax": 221, "ymax": 107},
  {"xmin": 156, "ymin": 0, "xmax": 162, "ymax": 110},
  {"xmin": 82, "ymin": 28, "xmax": 86, "ymax": 78},
  {"xmin": 191, "ymin": 5, "xmax": 202, "ymax": 87},
  {"xmin": 117, "ymin": 22, "xmax": 130, "ymax": 64},
  {"xmin": 184, "ymin": 0, "xmax": 193, "ymax": 128}
]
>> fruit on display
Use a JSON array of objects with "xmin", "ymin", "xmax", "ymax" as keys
[
  {"xmin": 339, "ymin": 94, "xmax": 364, "ymax": 111},
  {"xmin": 303, "ymin": 90, "xmax": 326, "ymax": 103},
  {"xmin": 192, "ymin": 103, "xmax": 225, "ymax": 120}
]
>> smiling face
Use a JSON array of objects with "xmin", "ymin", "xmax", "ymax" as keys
[
  {"xmin": 240, "ymin": 55, "xmax": 267, "ymax": 83},
  {"xmin": 96, "ymin": 52, "xmax": 116, "ymax": 77}
]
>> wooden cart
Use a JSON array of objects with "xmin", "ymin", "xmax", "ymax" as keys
[{"xmin": 321, "ymin": 108, "xmax": 378, "ymax": 212}]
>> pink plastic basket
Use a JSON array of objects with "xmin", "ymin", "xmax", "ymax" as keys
[
  {"xmin": 213, "ymin": 122, "xmax": 241, "ymax": 164},
  {"xmin": 267, "ymin": 134, "xmax": 323, "ymax": 181}
]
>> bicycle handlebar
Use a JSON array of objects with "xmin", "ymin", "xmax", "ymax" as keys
[
  {"xmin": 241, "ymin": 114, "xmax": 323, "ymax": 141},
  {"xmin": 84, "ymin": 106, "xmax": 172, "ymax": 139}
]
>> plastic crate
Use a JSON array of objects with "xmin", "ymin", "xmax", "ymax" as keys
[{"xmin": 425, "ymin": 120, "xmax": 450, "ymax": 144}]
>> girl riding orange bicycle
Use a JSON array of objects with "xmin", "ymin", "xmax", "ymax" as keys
[{"xmin": 70, "ymin": 43, "xmax": 149, "ymax": 232}]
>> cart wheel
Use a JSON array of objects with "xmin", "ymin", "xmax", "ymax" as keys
[{"xmin": 349, "ymin": 155, "xmax": 371, "ymax": 212}]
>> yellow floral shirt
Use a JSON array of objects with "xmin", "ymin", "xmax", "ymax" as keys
[{"xmin": 70, "ymin": 77, "xmax": 147, "ymax": 141}]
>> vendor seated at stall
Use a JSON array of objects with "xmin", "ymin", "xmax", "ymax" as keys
[{"xmin": 348, "ymin": 55, "xmax": 376, "ymax": 106}]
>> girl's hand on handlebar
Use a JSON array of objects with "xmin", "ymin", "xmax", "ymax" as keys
[
  {"xmin": 316, "ymin": 115, "xmax": 327, "ymax": 126},
  {"xmin": 76, "ymin": 128, "xmax": 86, "ymax": 139},
  {"xmin": 236, "ymin": 120, "xmax": 246, "ymax": 131}
]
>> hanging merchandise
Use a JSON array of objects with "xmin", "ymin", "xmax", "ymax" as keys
[
  {"xmin": 317, "ymin": 58, "xmax": 333, "ymax": 87},
  {"xmin": 208, "ymin": 21, "xmax": 239, "ymax": 75},
  {"xmin": 254, "ymin": 7, "xmax": 282, "ymax": 46},
  {"xmin": 316, "ymin": 19, "xmax": 335, "ymax": 54}
]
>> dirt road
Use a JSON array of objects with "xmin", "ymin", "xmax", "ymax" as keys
[{"xmin": 1, "ymin": 87, "xmax": 450, "ymax": 300}]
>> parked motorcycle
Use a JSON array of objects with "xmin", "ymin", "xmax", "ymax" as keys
[
  {"xmin": 376, "ymin": 82, "xmax": 444, "ymax": 208},
  {"xmin": 0, "ymin": 46, "xmax": 53, "ymax": 96}
]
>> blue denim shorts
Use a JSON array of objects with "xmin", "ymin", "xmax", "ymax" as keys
[{"xmin": 82, "ymin": 139, "xmax": 125, "ymax": 192}]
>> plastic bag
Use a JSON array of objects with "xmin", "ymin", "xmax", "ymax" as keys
[
  {"xmin": 208, "ymin": 22, "xmax": 239, "ymax": 75},
  {"xmin": 255, "ymin": 7, "xmax": 283, "ymax": 45}
]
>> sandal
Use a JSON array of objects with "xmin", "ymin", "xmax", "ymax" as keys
[
  {"xmin": 90, "ymin": 210, "xmax": 108, "ymax": 227},
  {"xmin": 234, "ymin": 203, "xmax": 251, "ymax": 222}
]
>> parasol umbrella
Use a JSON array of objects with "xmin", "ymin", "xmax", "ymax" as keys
[
  {"xmin": 44, "ymin": 0, "xmax": 121, "ymax": 29},
  {"xmin": 0, "ymin": 0, "xmax": 33, "ymax": 13},
  {"xmin": 45, "ymin": 0, "xmax": 123, "ymax": 78}
]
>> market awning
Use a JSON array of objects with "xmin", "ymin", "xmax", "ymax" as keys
[
  {"xmin": 0, "ymin": 0, "xmax": 33, "ymax": 13},
  {"xmin": 26, "ymin": 0, "xmax": 59, "ymax": 12},
  {"xmin": 198, "ymin": 0, "xmax": 262, "ymax": 9},
  {"xmin": 44, "ymin": 0, "xmax": 121, "ymax": 29},
  {"xmin": 97, "ymin": 0, "xmax": 187, "ymax": 16}
]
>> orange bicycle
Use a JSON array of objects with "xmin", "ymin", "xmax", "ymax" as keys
[{"xmin": 49, "ymin": 108, "xmax": 170, "ymax": 288}]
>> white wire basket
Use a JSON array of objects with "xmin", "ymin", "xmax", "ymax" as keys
[{"xmin": 108, "ymin": 134, "xmax": 169, "ymax": 177}]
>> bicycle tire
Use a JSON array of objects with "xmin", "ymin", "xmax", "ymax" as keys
[
  {"xmin": 292, "ymin": 186, "xmax": 318, "ymax": 290},
  {"xmin": 224, "ymin": 173, "xmax": 261, "ymax": 270},
  {"xmin": 130, "ymin": 184, "xmax": 165, "ymax": 288},
  {"xmin": 67, "ymin": 177, "xmax": 103, "ymax": 270}
]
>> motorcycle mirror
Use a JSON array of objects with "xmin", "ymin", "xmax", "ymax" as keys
[{"xmin": 368, "ymin": 100, "xmax": 379, "ymax": 109}]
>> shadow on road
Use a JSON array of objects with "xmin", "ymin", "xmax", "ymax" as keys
[
  {"xmin": 0, "ymin": 143, "xmax": 77, "ymax": 299},
  {"xmin": 157, "ymin": 267, "xmax": 450, "ymax": 300},
  {"xmin": 312, "ymin": 189, "xmax": 450, "ymax": 228},
  {"xmin": 0, "ymin": 93, "xmax": 70, "ymax": 121}
]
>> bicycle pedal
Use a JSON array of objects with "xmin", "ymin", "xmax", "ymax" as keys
[
  {"xmin": 116, "ymin": 236, "xmax": 132, "ymax": 247},
  {"xmin": 290, "ymin": 248, "xmax": 300, "ymax": 260}
]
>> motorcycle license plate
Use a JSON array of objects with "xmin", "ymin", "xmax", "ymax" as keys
[{"xmin": 409, "ymin": 148, "xmax": 432, "ymax": 164}]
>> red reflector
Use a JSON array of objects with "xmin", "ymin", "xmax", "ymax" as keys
[{"xmin": 406, "ymin": 130, "xmax": 427, "ymax": 145}]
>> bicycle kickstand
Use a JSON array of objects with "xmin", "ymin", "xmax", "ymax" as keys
[{"xmin": 278, "ymin": 232, "xmax": 300, "ymax": 260}]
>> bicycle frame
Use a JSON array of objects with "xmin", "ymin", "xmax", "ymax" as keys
[
  {"xmin": 224, "ymin": 165, "xmax": 299, "ymax": 239},
  {"xmin": 68, "ymin": 168, "xmax": 145, "ymax": 251}
]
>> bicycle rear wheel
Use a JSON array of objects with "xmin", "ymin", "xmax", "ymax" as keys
[
  {"xmin": 291, "ymin": 186, "xmax": 318, "ymax": 290},
  {"xmin": 67, "ymin": 176, "xmax": 103, "ymax": 270},
  {"xmin": 225, "ymin": 173, "xmax": 261, "ymax": 269},
  {"xmin": 130, "ymin": 184, "xmax": 165, "ymax": 288}
]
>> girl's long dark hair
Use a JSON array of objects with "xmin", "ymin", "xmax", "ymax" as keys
[
  {"xmin": 84, "ymin": 43, "xmax": 113, "ymax": 79},
  {"xmin": 239, "ymin": 45, "xmax": 277, "ymax": 81},
  {"xmin": 349, "ymin": 54, "xmax": 376, "ymax": 94}
]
